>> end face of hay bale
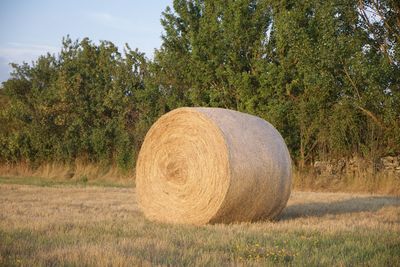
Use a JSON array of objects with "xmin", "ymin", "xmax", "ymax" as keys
[
  {"xmin": 136, "ymin": 107, "xmax": 292, "ymax": 225},
  {"xmin": 136, "ymin": 108, "xmax": 230, "ymax": 224}
]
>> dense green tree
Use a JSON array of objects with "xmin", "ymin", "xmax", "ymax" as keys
[
  {"xmin": 0, "ymin": 37, "xmax": 150, "ymax": 170},
  {"xmin": 154, "ymin": 0, "xmax": 272, "ymax": 111},
  {"xmin": 155, "ymin": 0, "xmax": 400, "ymax": 166}
]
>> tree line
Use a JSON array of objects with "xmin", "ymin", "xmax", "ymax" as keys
[{"xmin": 1, "ymin": 0, "xmax": 399, "ymax": 171}]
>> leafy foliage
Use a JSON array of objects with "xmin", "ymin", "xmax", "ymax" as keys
[{"xmin": 0, "ymin": 37, "xmax": 158, "ymax": 170}]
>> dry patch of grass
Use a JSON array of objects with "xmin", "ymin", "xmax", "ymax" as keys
[{"xmin": 0, "ymin": 180, "xmax": 399, "ymax": 266}]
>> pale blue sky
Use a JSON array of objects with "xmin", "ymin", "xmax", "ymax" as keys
[{"xmin": 0, "ymin": 0, "xmax": 173, "ymax": 82}]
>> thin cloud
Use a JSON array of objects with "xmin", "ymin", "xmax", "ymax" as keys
[
  {"xmin": 7, "ymin": 42, "xmax": 59, "ymax": 53},
  {"xmin": 0, "ymin": 43, "xmax": 59, "ymax": 82},
  {"xmin": 90, "ymin": 12, "xmax": 119, "ymax": 23},
  {"xmin": 0, "ymin": 42, "xmax": 59, "ymax": 62},
  {"xmin": 88, "ymin": 12, "xmax": 153, "ymax": 34},
  {"xmin": 89, "ymin": 12, "xmax": 132, "ymax": 31}
]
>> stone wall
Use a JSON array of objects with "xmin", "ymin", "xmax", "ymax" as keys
[{"xmin": 313, "ymin": 156, "xmax": 400, "ymax": 178}]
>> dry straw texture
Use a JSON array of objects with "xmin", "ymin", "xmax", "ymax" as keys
[{"xmin": 136, "ymin": 107, "xmax": 292, "ymax": 224}]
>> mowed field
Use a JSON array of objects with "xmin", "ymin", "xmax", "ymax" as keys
[{"xmin": 0, "ymin": 178, "xmax": 399, "ymax": 266}]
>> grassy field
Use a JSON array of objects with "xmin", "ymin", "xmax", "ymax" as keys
[{"xmin": 0, "ymin": 178, "xmax": 399, "ymax": 266}]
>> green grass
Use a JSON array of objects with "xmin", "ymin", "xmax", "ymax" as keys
[
  {"xmin": 1, "ymin": 219, "xmax": 399, "ymax": 266},
  {"xmin": 0, "ymin": 176, "xmax": 134, "ymax": 188}
]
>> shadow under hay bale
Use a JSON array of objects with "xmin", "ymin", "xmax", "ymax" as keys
[{"xmin": 280, "ymin": 194, "xmax": 400, "ymax": 220}]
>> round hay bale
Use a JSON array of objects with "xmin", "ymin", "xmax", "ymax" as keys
[{"xmin": 136, "ymin": 107, "xmax": 292, "ymax": 224}]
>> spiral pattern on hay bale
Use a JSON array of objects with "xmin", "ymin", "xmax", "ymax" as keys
[{"xmin": 136, "ymin": 107, "xmax": 292, "ymax": 224}]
